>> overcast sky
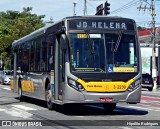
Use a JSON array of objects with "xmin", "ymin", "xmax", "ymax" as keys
[{"xmin": 0, "ymin": 0, "xmax": 160, "ymax": 27}]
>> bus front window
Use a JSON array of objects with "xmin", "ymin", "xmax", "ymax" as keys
[
  {"xmin": 69, "ymin": 33, "xmax": 138, "ymax": 73},
  {"xmin": 69, "ymin": 34, "xmax": 105, "ymax": 72},
  {"xmin": 105, "ymin": 34, "xmax": 138, "ymax": 72}
]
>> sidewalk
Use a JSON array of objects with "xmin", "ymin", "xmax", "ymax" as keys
[
  {"xmin": 153, "ymin": 84, "xmax": 160, "ymax": 91},
  {"xmin": 153, "ymin": 85, "xmax": 160, "ymax": 91}
]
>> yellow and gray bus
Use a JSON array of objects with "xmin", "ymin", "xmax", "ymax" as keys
[{"xmin": 11, "ymin": 16, "xmax": 141, "ymax": 111}]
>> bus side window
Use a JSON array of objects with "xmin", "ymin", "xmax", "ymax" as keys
[
  {"xmin": 35, "ymin": 39, "xmax": 41, "ymax": 71},
  {"xmin": 22, "ymin": 42, "xmax": 30, "ymax": 73},
  {"xmin": 18, "ymin": 45, "xmax": 23, "ymax": 72},
  {"xmin": 30, "ymin": 41, "xmax": 35, "ymax": 71},
  {"xmin": 40, "ymin": 38, "xmax": 47, "ymax": 71},
  {"xmin": 47, "ymin": 34, "xmax": 55, "ymax": 71}
]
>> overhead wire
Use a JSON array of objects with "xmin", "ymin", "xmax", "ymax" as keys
[
  {"xmin": 111, "ymin": 0, "xmax": 140, "ymax": 13},
  {"xmin": 111, "ymin": 0, "xmax": 141, "ymax": 14},
  {"xmin": 86, "ymin": 1, "xmax": 99, "ymax": 14}
]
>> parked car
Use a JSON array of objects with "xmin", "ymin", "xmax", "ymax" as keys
[
  {"xmin": 0, "ymin": 70, "xmax": 13, "ymax": 85},
  {"xmin": 141, "ymin": 73, "xmax": 154, "ymax": 91}
]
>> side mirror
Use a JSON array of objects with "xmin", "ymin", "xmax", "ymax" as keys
[{"xmin": 60, "ymin": 34, "xmax": 67, "ymax": 51}]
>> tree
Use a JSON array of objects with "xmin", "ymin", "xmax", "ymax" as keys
[
  {"xmin": 0, "ymin": 7, "xmax": 45, "ymax": 69},
  {"xmin": 137, "ymin": 25, "xmax": 146, "ymax": 31}
]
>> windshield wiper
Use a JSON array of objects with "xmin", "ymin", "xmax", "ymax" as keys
[
  {"xmin": 84, "ymin": 29, "xmax": 96, "ymax": 67},
  {"xmin": 114, "ymin": 31, "xmax": 123, "ymax": 52}
]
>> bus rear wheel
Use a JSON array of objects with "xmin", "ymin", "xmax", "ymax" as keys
[
  {"xmin": 46, "ymin": 83, "xmax": 53, "ymax": 110},
  {"xmin": 103, "ymin": 103, "xmax": 116, "ymax": 112}
]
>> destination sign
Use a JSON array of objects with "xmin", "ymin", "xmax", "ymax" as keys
[{"xmin": 69, "ymin": 20, "xmax": 134, "ymax": 30}]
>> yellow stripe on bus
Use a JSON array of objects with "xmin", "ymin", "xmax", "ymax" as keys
[
  {"xmin": 114, "ymin": 67, "xmax": 135, "ymax": 72},
  {"xmin": 77, "ymin": 79, "xmax": 134, "ymax": 92},
  {"xmin": 21, "ymin": 80, "xmax": 34, "ymax": 93}
]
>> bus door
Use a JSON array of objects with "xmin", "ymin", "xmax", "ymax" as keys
[
  {"xmin": 21, "ymin": 42, "xmax": 32, "ymax": 96},
  {"xmin": 55, "ymin": 35, "xmax": 66, "ymax": 101}
]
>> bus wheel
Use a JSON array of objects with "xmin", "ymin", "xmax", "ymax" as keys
[
  {"xmin": 103, "ymin": 103, "xmax": 116, "ymax": 112},
  {"xmin": 46, "ymin": 83, "xmax": 53, "ymax": 110},
  {"xmin": 148, "ymin": 88, "xmax": 153, "ymax": 91},
  {"xmin": 18, "ymin": 83, "xmax": 23, "ymax": 102}
]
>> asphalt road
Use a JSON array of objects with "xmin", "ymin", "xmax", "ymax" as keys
[{"xmin": 0, "ymin": 84, "xmax": 160, "ymax": 129}]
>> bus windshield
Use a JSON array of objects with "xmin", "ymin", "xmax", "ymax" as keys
[{"xmin": 69, "ymin": 33, "xmax": 138, "ymax": 73}]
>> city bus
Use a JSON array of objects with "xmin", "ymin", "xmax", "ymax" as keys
[{"xmin": 11, "ymin": 16, "xmax": 142, "ymax": 111}]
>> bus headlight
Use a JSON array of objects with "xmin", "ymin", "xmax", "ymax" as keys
[
  {"xmin": 67, "ymin": 78, "xmax": 85, "ymax": 92},
  {"xmin": 128, "ymin": 79, "xmax": 141, "ymax": 91}
]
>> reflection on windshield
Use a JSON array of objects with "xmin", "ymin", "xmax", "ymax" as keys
[
  {"xmin": 106, "ymin": 34, "xmax": 137, "ymax": 68},
  {"xmin": 69, "ymin": 33, "xmax": 138, "ymax": 73},
  {"xmin": 70, "ymin": 34, "xmax": 104, "ymax": 72}
]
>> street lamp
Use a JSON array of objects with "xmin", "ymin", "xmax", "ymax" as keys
[{"xmin": 73, "ymin": 1, "xmax": 77, "ymax": 16}]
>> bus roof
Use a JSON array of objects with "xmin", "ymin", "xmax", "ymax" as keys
[
  {"xmin": 12, "ymin": 16, "xmax": 135, "ymax": 47},
  {"xmin": 12, "ymin": 20, "xmax": 61, "ymax": 47},
  {"xmin": 65, "ymin": 16, "xmax": 135, "ymax": 21}
]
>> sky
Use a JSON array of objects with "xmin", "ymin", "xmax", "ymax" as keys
[{"xmin": 0, "ymin": 0, "xmax": 160, "ymax": 27}]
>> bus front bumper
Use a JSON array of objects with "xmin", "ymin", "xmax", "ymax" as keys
[{"xmin": 62, "ymin": 85, "xmax": 141, "ymax": 104}]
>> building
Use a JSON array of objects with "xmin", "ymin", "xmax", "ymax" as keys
[{"xmin": 138, "ymin": 28, "xmax": 160, "ymax": 84}]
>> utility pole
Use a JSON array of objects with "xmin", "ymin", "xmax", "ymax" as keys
[
  {"xmin": 73, "ymin": 1, "xmax": 77, "ymax": 16},
  {"xmin": 137, "ymin": 0, "xmax": 157, "ymax": 89},
  {"xmin": 84, "ymin": 0, "xmax": 87, "ymax": 16},
  {"xmin": 151, "ymin": 0, "xmax": 157, "ymax": 90}
]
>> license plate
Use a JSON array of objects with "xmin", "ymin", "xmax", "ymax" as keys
[
  {"xmin": 100, "ymin": 98, "xmax": 113, "ymax": 102},
  {"xmin": 145, "ymin": 81, "xmax": 149, "ymax": 83}
]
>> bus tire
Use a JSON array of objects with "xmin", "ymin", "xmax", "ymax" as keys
[
  {"xmin": 103, "ymin": 103, "xmax": 116, "ymax": 112},
  {"xmin": 46, "ymin": 83, "xmax": 53, "ymax": 110},
  {"xmin": 148, "ymin": 88, "xmax": 153, "ymax": 91},
  {"xmin": 18, "ymin": 81, "xmax": 23, "ymax": 102}
]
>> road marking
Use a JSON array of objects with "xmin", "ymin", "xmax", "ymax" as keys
[
  {"xmin": 119, "ymin": 127, "xmax": 133, "ymax": 129},
  {"xmin": 141, "ymin": 95, "xmax": 160, "ymax": 101},
  {"xmin": 0, "ymin": 109, "xmax": 6, "ymax": 111},
  {"xmin": 140, "ymin": 95, "xmax": 160, "ymax": 109},
  {"xmin": 5, "ymin": 109, "xmax": 33, "ymax": 119},
  {"xmin": 128, "ymin": 105, "xmax": 160, "ymax": 112},
  {"xmin": 141, "ymin": 100, "xmax": 160, "ymax": 105},
  {"xmin": 12, "ymin": 105, "xmax": 37, "ymax": 111},
  {"xmin": 74, "ymin": 116, "xmax": 84, "ymax": 118},
  {"xmin": 2, "ymin": 87, "xmax": 11, "ymax": 91},
  {"xmin": 140, "ymin": 103, "xmax": 160, "ymax": 108}
]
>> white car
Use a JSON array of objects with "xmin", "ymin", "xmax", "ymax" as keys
[{"xmin": 0, "ymin": 70, "xmax": 13, "ymax": 85}]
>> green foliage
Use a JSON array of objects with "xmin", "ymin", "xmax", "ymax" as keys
[
  {"xmin": 137, "ymin": 25, "xmax": 146, "ymax": 31},
  {"xmin": 0, "ymin": 7, "xmax": 45, "ymax": 69},
  {"xmin": 1, "ymin": 52, "xmax": 10, "ymax": 70}
]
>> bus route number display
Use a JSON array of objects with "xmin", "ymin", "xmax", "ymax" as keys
[{"xmin": 69, "ymin": 20, "xmax": 134, "ymax": 30}]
